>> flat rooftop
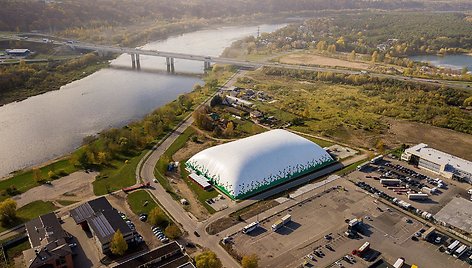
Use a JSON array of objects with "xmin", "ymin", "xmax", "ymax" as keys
[
  {"xmin": 113, "ymin": 241, "xmax": 183, "ymax": 268},
  {"xmin": 405, "ymin": 143, "xmax": 472, "ymax": 174},
  {"xmin": 434, "ymin": 197, "xmax": 472, "ymax": 233}
]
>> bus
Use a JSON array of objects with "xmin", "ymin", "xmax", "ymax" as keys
[
  {"xmin": 453, "ymin": 245, "xmax": 468, "ymax": 258},
  {"xmin": 446, "ymin": 240, "xmax": 460, "ymax": 254},
  {"xmin": 242, "ymin": 221, "xmax": 259, "ymax": 234}
]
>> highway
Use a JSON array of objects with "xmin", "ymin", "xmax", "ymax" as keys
[{"xmin": 1, "ymin": 33, "xmax": 470, "ymax": 91}]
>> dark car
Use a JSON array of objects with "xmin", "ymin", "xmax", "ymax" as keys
[{"xmin": 194, "ymin": 231, "xmax": 200, "ymax": 237}]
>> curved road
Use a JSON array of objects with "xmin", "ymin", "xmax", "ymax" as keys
[{"xmin": 139, "ymin": 72, "xmax": 244, "ymax": 268}]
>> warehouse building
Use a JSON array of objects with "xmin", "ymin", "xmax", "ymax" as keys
[
  {"xmin": 186, "ymin": 129, "xmax": 335, "ymax": 199},
  {"xmin": 401, "ymin": 143, "xmax": 472, "ymax": 183},
  {"xmin": 70, "ymin": 197, "xmax": 133, "ymax": 253}
]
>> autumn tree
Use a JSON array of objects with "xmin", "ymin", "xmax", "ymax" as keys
[
  {"xmin": 223, "ymin": 121, "xmax": 235, "ymax": 137},
  {"xmin": 349, "ymin": 50, "xmax": 356, "ymax": 61},
  {"xmin": 241, "ymin": 254, "xmax": 259, "ymax": 268},
  {"xmin": 194, "ymin": 107, "xmax": 214, "ymax": 131},
  {"xmin": 148, "ymin": 207, "xmax": 168, "ymax": 227},
  {"xmin": 32, "ymin": 168, "xmax": 44, "ymax": 183},
  {"xmin": 327, "ymin": 44, "xmax": 337, "ymax": 53},
  {"xmin": 371, "ymin": 51, "xmax": 379, "ymax": 63},
  {"xmin": 164, "ymin": 224, "xmax": 182, "ymax": 239},
  {"xmin": 110, "ymin": 230, "xmax": 128, "ymax": 256},
  {"xmin": 316, "ymin": 40, "xmax": 327, "ymax": 51},
  {"xmin": 0, "ymin": 198, "xmax": 17, "ymax": 226},
  {"xmin": 195, "ymin": 250, "xmax": 222, "ymax": 268}
]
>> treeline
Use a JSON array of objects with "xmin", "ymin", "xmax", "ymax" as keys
[
  {"xmin": 262, "ymin": 67, "xmax": 472, "ymax": 134},
  {"xmin": 0, "ymin": 53, "xmax": 109, "ymax": 106},
  {"xmin": 2, "ymin": 0, "xmax": 472, "ymax": 32},
  {"xmin": 235, "ymin": 12, "xmax": 472, "ymax": 57}
]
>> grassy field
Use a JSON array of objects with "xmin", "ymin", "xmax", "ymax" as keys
[
  {"xmin": 93, "ymin": 150, "xmax": 149, "ymax": 195},
  {"xmin": 0, "ymin": 159, "xmax": 79, "ymax": 202},
  {"xmin": 126, "ymin": 190, "xmax": 158, "ymax": 216},
  {"xmin": 0, "ymin": 201, "xmax": 57, "ymax": 233}
]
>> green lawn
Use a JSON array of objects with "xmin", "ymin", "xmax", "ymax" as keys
[
  {"xmin": 0, "ymin": 201, "xmax": 58, "ymax": 233},
  {"xmin": 298, "ymin": 134, "xmax": 335, "ymax": 148},
  {"xmin": 126, "ymin": 190, "xmax": 158, "ymax": 216},
  {"xmin": 0, "ymin": 159, "xmax": 78, "ymax": 202},
  {"xmin": 56, "ymin": 200, "xmax": 78, "ymax": 207},
  {"xmin": 154, "ymin": 127, "xmax": 196, "ymax": 199},
  {"xmin": 93, "ymin": 150, "xmax": 149, "ymax": 195}
]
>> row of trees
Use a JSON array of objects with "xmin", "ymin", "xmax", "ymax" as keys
[{"xmin": 195, "ymin": 250, "xmax": 259, "ymax": 268}]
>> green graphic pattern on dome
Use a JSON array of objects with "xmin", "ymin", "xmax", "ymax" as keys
[{"xmin": 186, "ymin": 154, "xmax": 334, "ymax": 199}]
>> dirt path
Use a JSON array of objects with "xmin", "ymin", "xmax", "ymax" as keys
[{"xmin": 12, "ymin": 171, "xmax": 97, "ymax": 207}]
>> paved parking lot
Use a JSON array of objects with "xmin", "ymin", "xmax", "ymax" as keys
[
  {"xmin": 228, "ymin": 177, "xmax": 471, "ymax": 268},
  {"xmin": 352, "ymin": 159, "xmax": 469, "ymax": 214}
]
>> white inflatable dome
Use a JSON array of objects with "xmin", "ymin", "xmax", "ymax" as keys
[{"xmin": 186, "ymin": 129, "xmax": 334, "ymax": 199}]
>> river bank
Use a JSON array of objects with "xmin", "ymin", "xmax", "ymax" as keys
[{"xmin": 0, "ymin": 23, "xmax": 285, "ymax": 178}]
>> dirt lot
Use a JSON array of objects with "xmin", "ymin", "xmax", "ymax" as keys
[
  {"xmin": 12, "ymin": 171, "xmax": 96, "ymax": 207},
  {"xmin": 385, "ymin": 119, "xmax": 472, "ymax": 161},
  {"xmin": 170, "ymin": 134, "xmax": 222, "ymax": 220},
  {"xmin": 228, "ymin": 178, "xmax": 468, "ymax": 268},
  {"xmin": 279, "ymin": 53, "xmax": 370, "ymax": 70}
]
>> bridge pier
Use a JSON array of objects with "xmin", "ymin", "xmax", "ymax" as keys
[
  {"xmin": 131, "ymin": 53, "xmax": 136, "ymax": 69},
  {"xmin": 166, "ymin": 57, "xmax": 175, "ymax": 73},
  {"xmin": 136, "ymin": 54, "xmax": 141, "ymax": 69},
  {"xmin": 204, "ymin": 61, "xmax": 212, "ymax": 70},
  {"xmin": 170, "ymin": 57, "xmax": 175, "ymax": 73}
]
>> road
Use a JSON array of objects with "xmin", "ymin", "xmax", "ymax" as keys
[
  {"xmin": 1, "ymin": 33, "xmax": 470, "ymax": 91},
  {"xmin": 139, "ymin": 71, "xmax": 245, "ymax": 268}
]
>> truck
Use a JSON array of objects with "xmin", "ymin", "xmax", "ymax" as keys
[
  {"xmin": 370, "ymin": 155, "xmax": 383, "ymax": 164},
  {"xmin": 421, "ymin": 187, "xmax": 433, "ymax": 194},
  {"xmin": 380, "ymin": 179, "xmax": 401, "ymax": 186},
  {"xmin": 453, "ymin": 244, "xmax": 467, "ymax": 258},
  {"xmin": 408, "ymin": 193, "xmax": 429, "ymax": 200},
  {"xmin": 352, "ymin": 241, "xmax": 370, "ymax": 257},
  {"xmin": 393, "ymin": 258, "xmax": 405, "ymax": 268},
  {"xmin": 271, "ymin": 214, "xmax": 291, "ymax": 231},
  {"xmin": 446, "ymin": 240, "xmax": 460, "ymax": 254},
  {"xmin": 242, "ymin": 221, "xmax": 259, "ymax": 234}
]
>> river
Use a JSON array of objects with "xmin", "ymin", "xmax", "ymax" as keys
[
  {"xmin": 0, "ymin": 24, "xmax": 285, "ymax": 178},
  {"xmin": 409, "ymin": 54, "xmax": 472, "ymax": 71}
]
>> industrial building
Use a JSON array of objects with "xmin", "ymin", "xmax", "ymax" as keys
[
  {"xmin": 401, "ymin": 143, "xmax": 472, "ymax": 183},
  {"xmin": 434, "ymin": 197, "xmax": 472, "ymax": 233},
  {"xmin": 70, "ymin": 197, "xmax": 133, "ymax": 253},
  {"xmin": 186, "ymin": 129, "xmax": 335, "ymax": 199},
  {"xmin": 23, "ymin": 212, "xmax": 74, "ymax": 268}
]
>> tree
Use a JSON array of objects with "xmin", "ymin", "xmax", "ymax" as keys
[
  {"xmin": 32, "ymin": 168, "xmax": 44, "ymax": 183},
  {"xmin": 164, "ymin": 224, "xmax": 182, "ymax": 239},
  {"xmin": 327, "ymin": 44, "xmax": 336, "ymax": 53},
  {"xmin": 193, "ymin": 107, "xmax": 214, "ymax": 131},
  {"xmin": 316, "ymin": 40, "xmax": 327, "ymax": 51},
  {"xmin": 110, "ymin": 230, "xmax": 128, "ymax": 256},
  {"xmin": 47, "ymin": 170, "xmax": 57, "ymax": 180},
  {"xmin": 464, "ymin": 96, "xmax": 472, "ymax": 106},
  {"xmin": 210, "ymin": 95, "xmax": 223, "ymax": 107},
  {"xmin": 223, "ymin": 121, "xmax": 234, "ymax": 137},
  {"xmin": 371, "ymin": 51, "xmax": 379, "ymax": 63},
  {"xmin": 195, "ymin": 250, "xmax": 222, "ymax": 268},
  {"xmin": 375, "ymin": 139, "xmax": 385, "ymax": 153},
  {"xmin": 148, "ymin": 207, "xmax": 168, "ymax": 227},
  {"xmin": 0, "ymin": 198, "xmax": 17, "ymax": 226},
  {"xmin": 461, "ymin": 67, "xmax": 469, "ymax": 76},
  {"xmin": 241, "ymin": 254, "xmax": 259, "ymax": 268},
  {"xmin": 349, "ymin": 50, "xmax": 356, "ymax": 61}
]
